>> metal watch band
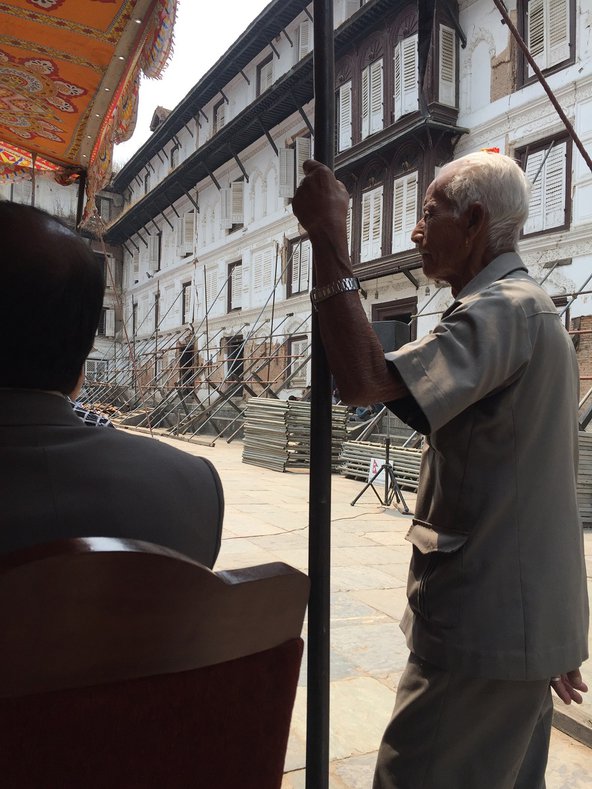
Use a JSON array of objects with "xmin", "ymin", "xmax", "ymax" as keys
[{"xmin": 310, "ymin": 277, "xmax": 360, "ymax": 306}]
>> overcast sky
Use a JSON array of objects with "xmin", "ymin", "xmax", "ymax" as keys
[{"xmin": 114, "ymin": 0, "xmax": 271, "ymax": 166}]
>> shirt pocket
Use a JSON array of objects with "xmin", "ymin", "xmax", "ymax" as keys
[{"xmin": 405, "ymin": 523, "xmax": 468, "ymax": 630}]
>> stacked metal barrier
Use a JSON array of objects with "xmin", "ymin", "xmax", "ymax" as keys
[{"xmin": 242, "ymin": 398, "xmax": 348, "ymax": 472}]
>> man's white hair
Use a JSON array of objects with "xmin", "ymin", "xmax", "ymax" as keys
[{"xmin": 440, "ymin": 151, "xmax": 531, "ymax": 253}]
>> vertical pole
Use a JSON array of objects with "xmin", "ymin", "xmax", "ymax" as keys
[{"xmin": 306, "ymin": 2, "xmax": 334, "ymax": 788}]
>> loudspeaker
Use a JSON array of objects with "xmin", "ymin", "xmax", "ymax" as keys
[{"xmin": 371, "ymin": 320, "xmax": 410, "ymax": 353}]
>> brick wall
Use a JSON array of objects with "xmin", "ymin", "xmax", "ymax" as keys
[{"xmin": 571, "ymin": 315, "xmax": 592, "ymax": 394}]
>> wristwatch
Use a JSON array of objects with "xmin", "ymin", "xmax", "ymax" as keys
[{"xmin": 310, "ymin": 277, "xmax": 360, "ymax": 308}]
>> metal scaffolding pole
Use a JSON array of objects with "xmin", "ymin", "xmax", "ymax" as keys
[{"xmin": 307, "ymin": 2, "xmax": 334, "ymax": 787}]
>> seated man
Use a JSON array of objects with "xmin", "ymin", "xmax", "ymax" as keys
[{"xmin": 0, "ymin": 202, "xmax": 223, "ymax": 567}]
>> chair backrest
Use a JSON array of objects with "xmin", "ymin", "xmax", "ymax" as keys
[{"xmin": 0, "ymin": 537, "xmax": 309, "ymax": 789}]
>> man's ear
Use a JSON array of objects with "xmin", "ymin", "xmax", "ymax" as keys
[
  {"xmin": 466, "ymin": 202, "xmax": 486, "ymax": 239},
  {"xmin": 69, "ymin": 368, "xmax": 85, "ymax": 399}
]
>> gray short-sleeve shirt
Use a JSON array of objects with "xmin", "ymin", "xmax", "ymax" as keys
[{"xmin": 386, "ymin": 253, "xmax": 589, "ymax": 680}]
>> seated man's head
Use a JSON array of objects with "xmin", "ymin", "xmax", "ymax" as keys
[
  {"xmin": 411, "ymin": 151, "xmax": 530, "ymax": 296},
  {"xmin": 0, "ymin": 201, "xmax": 104, "ymax": 395}
]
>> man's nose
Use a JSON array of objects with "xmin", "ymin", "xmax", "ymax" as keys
[{"xmin": 410, "ymin": 221, "xmax": 423, "ymax": 245}]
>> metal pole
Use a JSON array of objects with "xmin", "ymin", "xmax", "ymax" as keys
[{"xmin": 306, "ymin": 2, "xmax": 334, "ymax": 788}]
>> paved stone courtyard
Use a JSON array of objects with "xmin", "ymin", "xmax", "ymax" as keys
[{"xmin": 153, "ymin": 433, "xmax": 592, "ymax": 787}]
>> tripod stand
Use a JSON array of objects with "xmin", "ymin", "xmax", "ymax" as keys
[{"xmin": 351, "ymin": 438, "xmax": 410, "ymax": 514}]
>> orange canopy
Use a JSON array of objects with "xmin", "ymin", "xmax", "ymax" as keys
[{"xmin": 0, "ymin": 0, "xmax": 176, "ymax": 216}]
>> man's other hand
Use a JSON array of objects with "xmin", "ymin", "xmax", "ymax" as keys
[{"xmin": 551, "ymin": 669, "xmax": 588, "ymax": 705}]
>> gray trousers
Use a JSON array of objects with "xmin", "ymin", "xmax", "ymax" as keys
[{"xmin": 373, "ymin": 653, "xmax": 553, "ymax": 789}]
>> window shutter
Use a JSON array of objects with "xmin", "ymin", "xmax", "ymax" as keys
[
  {"xmin": 105, "ymin": 308, "xmax": 115, "ymax": 337},
  {"xmin": 221, "ymin": 187, "xmax": 232, "ymax": 229},
  {"xmin": 175, "ymin": 215, "xmax": 184, "ymax": 255},
  {"xmin": 279, "ymin": 147, "xmax": 295, "ymax": 198},
  {"xmin": 402, "ymin": 35, "xmax": 419, "ymax": 116},
  {"xmin": 291, "ymin": 243, "xmax": 301, "ymax": 292},
  {"xmin": 346, "ymin": 198, "xmax": 353, "ymax": 256},
  {"xmin": 231, "ymin": 264, "xmax": 242, "ymax": 309},
  {"xmin": 543, "ymin": 142, "xmax": 567, "ymax": 228},
  {"xmin": 361, "ymin": 66, "xmax": 370, "ymax": 139},
  {"xmin": 260, "ymin": 59, "xmax": 274, "ymax": 92},
  {"xmin": 231, "ymin": 181, "xmax": 244, "ymax": 224},
  {"xmin": 361, "ymin": 190, "xmax": 372, "ymax": 259},
  {"xmin": 392, "ymin": 172, "xmax": 418, "ymax": 252},
  {"xmin": 148, "ymin": 233, "xmax": 158, "ymax": 272},
  {"xmin": 292, "ymin": 239, "xmax": 311, "ymax": 293},
  {"xmin": 361, "ymin": 186, "xmax": 383, "ymax": 262},
  {"xmin": 438, "ymin": 25, "xmax": 456, "ymax": 107},
  {"xmin": 527, "ymin": 0, "xmax": 545, "ymax": 72},
  {"xmin": 369, "ymin": 59, "xmax": 383, "ymax": 133},
  {"xmin": 298, "ymin": 19, "xmax": 312, "ymax": 59},
  {"xmin": 290, "ymin": 337, "xmax": 309, "ymax": 387},
  {"xmin": 394, "ymin": 44, "xmax": 402, "ymax": 119},
  {"xmin": 548, "ymin": 0, "xmax": 570, "ymax": 67},
  {"xmin": 206, "ymin": 268, "xmax": 218, "ymax": 307},
  {"xmin": 216, "ymin": 102, "xmax": 225, "ymax": 131},
  {"xmin": 252, "ymin": 250, "xmax": 263, "ymax": 292},
  {"xmin": 253, "ymin": 248, "xmax": 274, "ymax": 293},
  {"xmin": 338, "ymin": 82, "xmax": 353, "ymax": 151},
  {"xmin": 524, "ymin": 150, "xmax": 545, "ymax": 234},
  {"xmin": 295, "ymin": 136, "xmax": 312, "ymax": 187},
  {"xmin": 370, "ymin": 187, "xmax": 383, "ymax": 258},
  {"xmin": 183, "ymin": 211, "xmax": 194, "ymax": 254}
]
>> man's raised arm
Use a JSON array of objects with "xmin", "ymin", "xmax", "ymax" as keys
[{"xmin": 292, "ymin": 160, "xmax": 409, "ymax": 406}]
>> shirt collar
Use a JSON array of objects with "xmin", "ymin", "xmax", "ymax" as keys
[
  {"xmin": 455, "ymin": 252, "xmax": 528, "ymax": 301},
  {"xmin": 0, "ymin": 389, "xmax": 79, "ymax": 426}
]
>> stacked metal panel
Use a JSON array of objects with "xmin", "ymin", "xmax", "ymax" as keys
[
  {"xmin": 338, "ymin": 440, "xmax": 422, "ymax": 492},
  {"xmin": 242, "ymin": 398, "xmax": 349, "ymax": 472},
  {"xmin": 578, "ymin": 432, "xmax": 592, "ymax": 526},
  {"xmin": 242, "ymin": 398, "xmax": 291, "ymax": 471}
]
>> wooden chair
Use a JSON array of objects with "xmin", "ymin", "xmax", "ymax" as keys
[{"xmin": 0, "ymin": 537, "xmax": 309, "ymax": 788}]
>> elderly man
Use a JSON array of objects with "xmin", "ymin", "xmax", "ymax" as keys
[
  {"xmin": 0, "ymin": 201, "xmax": 223, "ymax": 566},
  {"xmin": 292, "ymin": 152, "xmax": 588, "ymax": 788}
]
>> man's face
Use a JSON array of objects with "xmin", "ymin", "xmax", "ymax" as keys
[{"xmin": 411, "ymin": 168, "xmax": 474, "ymax": 295}]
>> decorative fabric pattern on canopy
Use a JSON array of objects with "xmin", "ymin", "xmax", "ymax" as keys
[{"xmin": 0, "ymin": 0, "xmax": 176, "ymax": 218}]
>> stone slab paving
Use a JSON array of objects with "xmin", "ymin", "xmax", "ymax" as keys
[{"xmin": 155, "ymin": 434, "xmax": 592, "ymax": 787}]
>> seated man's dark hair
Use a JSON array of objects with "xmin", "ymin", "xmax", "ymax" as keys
[{"xmin": 0, "ymin": 201, "xmax": 105, "ymax": 394}]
